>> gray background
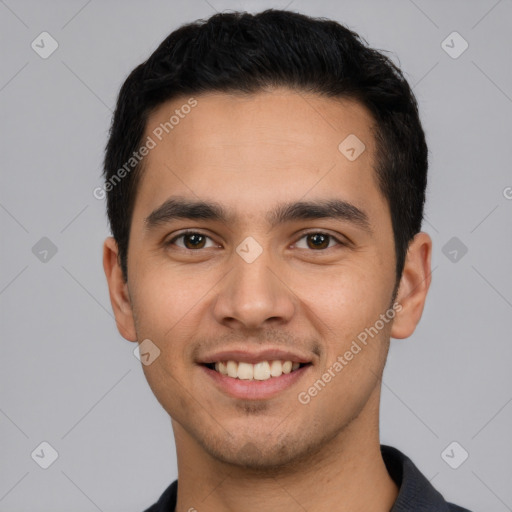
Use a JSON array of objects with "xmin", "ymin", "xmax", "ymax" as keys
[{"xmin": 1, "ymin": 0, "xmax": 511, "ymax": 510}]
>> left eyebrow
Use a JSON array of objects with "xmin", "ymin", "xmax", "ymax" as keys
[
  {"xmin": 267, "ymin": 199, "xmax": 373, "ymax": 234},
  {"xmin": 144, "ymin": 196, "xmax": 373, "ymax": 234}
]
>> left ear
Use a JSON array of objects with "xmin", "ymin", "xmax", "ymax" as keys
[{"xmin": 390, "ymin": 231, "xmax": 432, "ymax": 339}]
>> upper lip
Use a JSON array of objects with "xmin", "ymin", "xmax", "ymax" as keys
[{"xmin": 199, "ymin": 347, "xmax": 313, "ymax": 365}]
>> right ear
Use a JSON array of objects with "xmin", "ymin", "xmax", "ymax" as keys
[{"xmin": 102, "ymin": 237, "xmax": 137, "ymax": 342}]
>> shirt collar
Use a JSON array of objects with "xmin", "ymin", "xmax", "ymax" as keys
[{"xmin": 381, "ymin": 444, "xmax": 453, "ymax": 511}]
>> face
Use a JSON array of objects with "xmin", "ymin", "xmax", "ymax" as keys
[{"xmin": 104, "ymin": 88, "xmax": 431, "ymax": 470}]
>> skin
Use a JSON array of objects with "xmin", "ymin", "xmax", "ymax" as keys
[{"xmin": 103, "ymin": 88, "xmax": 432, "ymax": 512}]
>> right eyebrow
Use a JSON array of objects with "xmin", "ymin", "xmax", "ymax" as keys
[{"xmin": 144, "ymin": 197, "xmax": 230, "ymax": 231}]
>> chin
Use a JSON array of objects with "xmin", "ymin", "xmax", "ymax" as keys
[
  {"xmin": 197, "ymin": 429, "xmax": 324, "ymax": 473},
  {"xmin": 213, "ymin": 445, "xmax": 299, "ymax": 471}
]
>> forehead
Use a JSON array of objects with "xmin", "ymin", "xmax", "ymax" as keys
[{"xmin": 134, "ymin": 89, "xmax": 386, "ymax": 227}]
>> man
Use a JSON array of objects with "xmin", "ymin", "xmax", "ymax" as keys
[{"xmin": 102, "ymin": 9, "xmax": 472, "ymax": 512}]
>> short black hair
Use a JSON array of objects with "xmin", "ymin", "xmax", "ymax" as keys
[{"xmin": 103, "ymin": 9, "xmax": 428, "ymax": 297}]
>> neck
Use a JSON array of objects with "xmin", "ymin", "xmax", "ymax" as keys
[{"xmin": 173, "ymin": 388, "xmax": 398, "ymax": 512}]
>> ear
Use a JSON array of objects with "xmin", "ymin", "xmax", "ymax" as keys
[
  {"xmin": 102, "ymin": 236, "xmax": 137, "ymax": 342},
  {"xmin": 390, "ymin": 232, "xmax": 432, "ymax": 339}
]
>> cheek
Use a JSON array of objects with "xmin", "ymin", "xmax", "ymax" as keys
[
  {"xmin": 129, "ymin": 262, "xmax": 220, "ymax": 376},
  {"xmin": 132, "ymin": 269, "xmax": 201, "ymax": 413},
  {"xmin": 140, "ymin": 357, "xmax": 196, "ymax": 426},
  {"xmin": 289, "ymin": 257, "xmax": 391, "ymax": 342},
  {"xmin": 130, "ymin": 261, "xmax": 211, "ymax": 335}
]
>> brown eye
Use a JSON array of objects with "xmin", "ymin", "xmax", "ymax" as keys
[
  {"xmin": 183, "ymin": 233, "xmax": 206, "ymax": 249},
  {"xmin": 306, "ymin": 233, "xmax": 329, "ymax": 249},
  {"xmin": 295, "ymin": 232, "xmax": 343, "ymax": 250},
  {"xmin": 168, "ymin": 232, "xmax": 216, "ymax": 250}
]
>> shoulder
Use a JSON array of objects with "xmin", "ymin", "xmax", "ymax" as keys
[
  {"xmin": 381, "ymin": 445, "xmax": 474, "ymax": 512},
  {"xmin": 448, "ymin": 505, "xmax": 473, "ymax": 512},
  {"xmin": 141, "ymin": 480, "xmax": 178, "ymax": 512}
]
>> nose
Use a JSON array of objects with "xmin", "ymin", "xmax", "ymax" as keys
[{"xmin": 212, "ymin": 245, "xmax": 296, "ymax": 330}]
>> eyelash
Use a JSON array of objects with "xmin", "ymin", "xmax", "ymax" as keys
[{"xmin": 166, "ymin": 230, "xmax": 347, "ymax": 251}]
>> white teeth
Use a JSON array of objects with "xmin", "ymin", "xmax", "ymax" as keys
[
  {"xmin": 226, "ymin": 360, "xmax": 238, "ymax": 378},
  {"xmin": 270, "ymin": 360, "xmax": 283, "ymax": 377},
  {"xmin": 212, "ymin": 360, "xmax": 305, "ymax": 380},
  {"xmin": 282, "ymin": 361, "xmax": 292, "ymax": 374},
  {"xmin": 215, "ymin": 362, "xmax": 228, "ymax": 375},
  {"xmin": 237, "ymin": 362, "xmax": 254, "ymax": 380},
  {"xmin": 253, "ymin": 361, "xmax": 271, "ymax": 380}
]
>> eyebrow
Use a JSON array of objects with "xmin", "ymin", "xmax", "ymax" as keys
[{"xmin": 144, "ymin": 196, "xmax": 372, "ymax": 234}]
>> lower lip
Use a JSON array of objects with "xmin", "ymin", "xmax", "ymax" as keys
[{"xmin": 199, "ymin": 364, "xmax": 312, "ymax": 400}]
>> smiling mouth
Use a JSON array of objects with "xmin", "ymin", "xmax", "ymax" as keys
[{"xmin": 203, "ymin": 360, "xmax": 312, "ymax": 381}]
